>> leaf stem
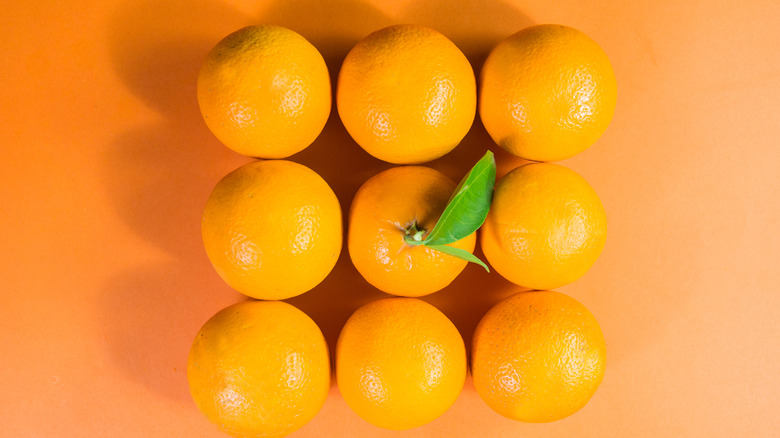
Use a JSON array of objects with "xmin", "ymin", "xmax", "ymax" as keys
[{"xmin": 403, "ymin": 151, "xmax": 496, "ymax": 269}]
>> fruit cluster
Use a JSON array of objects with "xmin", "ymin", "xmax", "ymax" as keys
[{"xmin": 189, "ymin": 23, "xmax": 616, "ymax": 437}]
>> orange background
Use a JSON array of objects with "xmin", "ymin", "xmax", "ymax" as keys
[{"xmin": 2, "ymin": 0, "xmax": 779, "ymax": 436}]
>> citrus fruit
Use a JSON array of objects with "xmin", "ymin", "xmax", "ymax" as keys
[
  {"xmin": 202, "ymin": 160, "xmax": 342, "ymax": 300},
  {"xmin": 480, "ymin": 163, "xmax": 606, "ymax": 290},
  {"xmin": 197, "ymin": 25, "xmax": 331, "ymax": 158},
  {"xmin": 188, "ymin": 300, "xmax": 330, "ymax": 438},
  {"xmin": 479, "ymin": 24, "xmax": 617, "ymax": 161},
  {"xmin": 471, "ymin": 290, "xmax": 606, "ymax": 422},
  {"xmin": 337, "ymin": 24, "xmax": 477, "ymax": 164},
  {"xmin": 347, "ymin": 166, "xmax": 477, "ymax": 296},
  {"xmin": 336, "ymin": 298, "xmax": 466, "ymax": 429}
]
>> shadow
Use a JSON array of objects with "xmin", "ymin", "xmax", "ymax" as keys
[
  {"xmin": 105, "ymin": 0, "xmax": 253, "ymax": 259},
  {"xmin": 107, "ymin": 0, "xmax": 248, "ymax": 118},
  {"xmin": 421, "ymin": 240, "xmax": 530, "ymax": 355},
  {"xmin": 292, "ymin": 110, "xmax": 394, "ymax": 214},
  {"xmin": 395, "ymin": 2, "xmax": 534, "ymax": 181},
  {"xmin": 427, "ymin": 115, "xmax": 531, "ymax": 185},
  {"xmin": 105, "ymin": 123, "xmax": 248, "ymax": 259},
  {"xmin": 98, "ymin": 262, "xmax": 245, "ymax": 401},
  {"xmin": 101, "ymin": 0, "xmax": 256, "ymax": 401},
  {"xmin": 401, "ymin": 0, "xmax": 534, "ymax": 79},
  {"xmin": 260, "ymin": 0, "xmax": 394, "ymax": 85},
  {"xmin": 285, "ymin": 251, "xmax": 388, "ymax": 361},
  {"xmin": 260, "ymin": 0, "xmax": 397, "ymax": 202}
]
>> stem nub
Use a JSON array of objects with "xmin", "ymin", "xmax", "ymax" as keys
[{"xmin": 403, "ymin": 221, "xmax": 427, "ymax": 246}]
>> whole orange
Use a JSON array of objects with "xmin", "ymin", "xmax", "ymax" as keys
[
  {"xmin": 336, "ymin": 298, "xmax": 466, "ymax": 430},
  {"xmin": 348, "ymin": 166, "xmax": 477, "ymax": 297},
  {"xmin": 202, "ymin": 160, "xmax": 342, "ymax": 300},
  {"xmin": 188, "ymin": 300, "xmax": 330, "ymax": 438},
  {"xmin": 337, "ymin": 24, "xmax": 476, "ymax": 164},
  {"xmin": 479, "ymin": 24, "xmax": 617, "ymax": 161},
  {"xmin": 197, "ymin": 25, "xmax": 331, "ymax": 158},
  {"xmin": 471, "ymin": 290, "xmax": 606, "ymax": 422},
  {"xmin": 480, "ymin": 163, "xmax": 606, "ymax": 290}
]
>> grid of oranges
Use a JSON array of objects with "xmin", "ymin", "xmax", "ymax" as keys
[{"xmin": 189, "ymin": 23, "xmax": 616, "ymax": 437}]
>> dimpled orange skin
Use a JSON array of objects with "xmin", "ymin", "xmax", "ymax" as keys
[
  {"xmin": 479, "ymin": 24, "xmax": 617, "ymax": 162},
  {"xmin": 197, "ymin": 25, "xmax": 331, "ymax": 158},
  {"xmin": 471, "ymin": 290, "xmax": 606, "ymax": 423},
  {"xmin": 336, "ymin": 298, "xmax": 467, "ymax": 430},
  {"xmin": 187, "ymin": 300, "xmax": 330, "ymax": 438},
  {"xmin": 480, "ymin": 163, "xmax": 606, "ymax": 290},
  {"xmin": 337, "ymin": 24, "xmax": 477, "ymax": 164},
  {"xmin": 348, "ymin": 166, "xmax": 477, "ymax": 297},
  {"xmin": 201, "ymin": 160, "xmax": 342, "ymax": 300}
]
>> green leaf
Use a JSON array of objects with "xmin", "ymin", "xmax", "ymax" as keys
[
  {"xmin": 422, "ymin": 151, "xmax": 496, "ymax": 246},
  {"xmin": 426, "ymin": 244, "xmax": 490, "ymax": 272}
]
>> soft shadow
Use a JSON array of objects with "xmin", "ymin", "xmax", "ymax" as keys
[
  {"xmin": 400, "ymin": 1, "xmax": 534, "ymax": 181},
  {"xmin": 401, "ymin": 0, "xmax": 534, "ymax": 78},
  {"xmin": 105, "ymin": 0, "xmax": 252, "ymax": 259},
  {"xmin": 101, "ymin": 0, "xmax": 255, "ymax": 401},
  {"xmin": 260, "ymin": 0, "xmax": 394, "ymax": 83},
  {"xmin": 108, "ymin": 0, "xmax": 248, "ymax": 118},
  {"xmin": 260, "ymin": 0, "xmax": 397, "ymax": 204},
  {"xmin": 421, "ymin": 242, "xmax": 530, "ymax": 355},
  {"xmin": 105, "ymin": 123, "xmax": 248, "ymax": 259},
  {"xmin": 285, "ymin": 251, "xmax": 388, "ymax": 361},
  {"xmin": 99, "ymin": 263, "xmax": 245, "ymax": 401}
]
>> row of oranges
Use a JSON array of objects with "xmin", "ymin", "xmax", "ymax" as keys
[
  {"xmin": 190, "ymin": 290, "xmax": 605, "ymax": 436},
  {"xmin": 198, "ymin": 24, "xmax": 616, "ymax": 164}
]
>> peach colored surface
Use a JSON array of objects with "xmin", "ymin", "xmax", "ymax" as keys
[{"xmin": 2, "ymin": 1, "xmax": 778, "ymax": 436}]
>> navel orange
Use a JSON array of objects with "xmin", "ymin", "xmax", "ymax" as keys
[
  {"xmin": 479, "ymin": 24, "xmax": 617, "ymax": 161},
  {"xmin": 197, "ymin": 25, "xmax": 331, "ymax": 158},
  {"xmin": 336, "ymin": 298, "xmax": 466, "ymax": 429},
  {"xmin": 480, "ymin": 163, "xmax": 606, "ymax": 290},
  {"xmin": 188, "ymin": 300, "xmax": 330, "ymax": 437},
  {"xmin": 202, "ymin": 160, "xmax": 342, "ymax": 300},
  {"xmin": 337, "ymin": 24, "xmax": 476, "ymax": 164},
  {"xmin": 471, "ymin": 290, "xmax": 606, "ymax": 422}
]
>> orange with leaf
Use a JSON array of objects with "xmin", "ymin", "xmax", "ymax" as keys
[{"xmin": 348, "ymin": 152, "xmax": 496, "ymax": 297}]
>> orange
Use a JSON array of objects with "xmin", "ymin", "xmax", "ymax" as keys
[
  {"xmin": 471, "ymin": 290, "xmax": 606, "ymax": 422},
  {"xmin": 337, "ymin": 24, "xmax": 477, "ymax": 164},
  {"xmin": 479, "ymin": 24, "xmax": 617, "ymax": 161},
  {"xmin": 201, "ymin": 160, "xmax": 342, "ymax": 300},
  {"xmin": 480, "ymin": 163, "xmax": 606, "ymax": 290},
  {"xmin": 197, "ymin": 25, "xmax": 331, "ymax": 158},
  {"xmin": 336, "ymin": 298, "xmax": 466, "ymax": 430},
  {"xmin": 347, "ymin": 166, "xmax": 476, "ymax": 297},
  {"xmin": 188, "ymin": 300, "xmax": 330, "ymax": 438}
]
